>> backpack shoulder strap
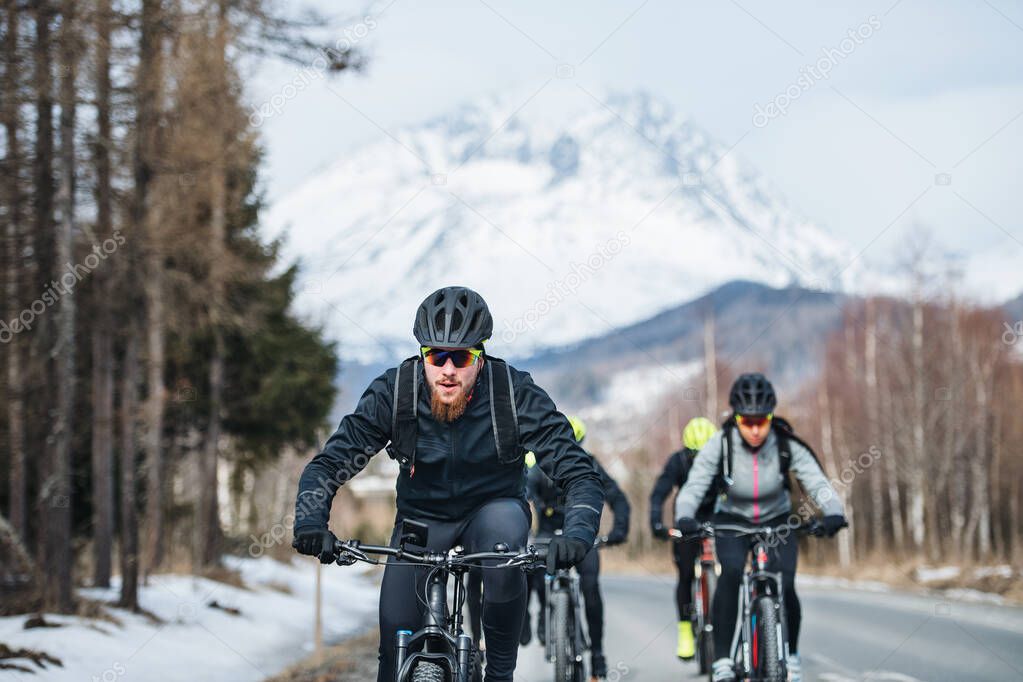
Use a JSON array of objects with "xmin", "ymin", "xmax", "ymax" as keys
[
  {"xmin": 484, "ymin": 356, "xmax": 521, "ymax": 464},
  {"xmin": 386, "ymin": 356, "xmax": 420, "ymax": 472},
  {"xmin": 772, "ymin": 416, "xmax": 824, "ymax": 492},
  {"xmin": 718, "ymin": 419, "xmax": 735, "ymax": 487}
]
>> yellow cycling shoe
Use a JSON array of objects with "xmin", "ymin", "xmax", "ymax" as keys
[{"xmin": 677, "ymin": 621, "xmax": 695, "ymax": 660}]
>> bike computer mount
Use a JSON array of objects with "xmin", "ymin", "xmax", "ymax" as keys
[{"xmin": 400, "ymin": 519, "xmax": 429, "ymax": 548}]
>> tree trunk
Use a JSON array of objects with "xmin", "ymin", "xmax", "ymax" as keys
[
  {"xmin": 30, "ymin": 0, "xmax": 55, "ymax": 577},
  {"xmin": 818, "ymin": 379, "xmax": 850, "ymax": 567},
  {"xmin": 937, "ymin": 316, "xmax": 958, "ymax": 559},
  {"xmin": 142, "ymin": 266, "xmax": 167, "ymax": 575},
  {"xmin": 135, "ymin": 0, "xmax": 167, "ymax": 577},
  {"xmin": 1011, "ymin": 456, "xmax": 1020, "ymax": 563},
  {"xmin": 989, "ymin": 409, "xmax": 1003, "ymax": 559},
  {"xmin": 196, "ymin": 2, "xmax": 230, "ymax": 569},
  {"xmin": 49, "ymin": 0, "xmax": 78, "ymax": 612},
  {"xmin": 198, "ymin": 330, "xmax": 224, "ymax": 567},
  {"xmin": 909, "ymin": 300, "xmax": 926, "ymax": 550},
  {"xmin": 877, "ymin": 350, "xmax": 904, "ymax": 550},
  {"xmin": 3, "ymin": 0, "xmax": 27, "ymax": 542},
  {"xmin": 91, "ymin": 328, "xmax": 115, "ymax": 587},
  {"xmin": 119, "ymin": 326, "xmax": 140, "ymax": 610},
  {"xmin": 90, "ymin": 0, "xmax": 115, "ymax": 589},
  {"xmin": 863, "ymin": 300, "xmax": 885, "ymax": 552},
  {"xmin": 964, "ymin": 357, "xmax": 993, "ymax": 560}
]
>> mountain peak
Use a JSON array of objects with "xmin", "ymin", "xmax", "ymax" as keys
[{"xmin": 266, "ymin": 89, "xmax": 859, "ymax": 362}]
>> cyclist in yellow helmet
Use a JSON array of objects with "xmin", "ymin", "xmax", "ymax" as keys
[
  {"xmin": 526, "ymin": 416, "xmax": 630, "ymax": 680},
  {"xmin": 649, "ymin": 416, "xmax": 718, "ymax": 661}
]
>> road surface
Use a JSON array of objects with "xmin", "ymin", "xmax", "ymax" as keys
[{"xmin": 510, "ymin": 574, "xmax": 1023, "ymax": 681}]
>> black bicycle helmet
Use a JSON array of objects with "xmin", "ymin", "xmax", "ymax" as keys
[
  {"xmin": 413, "ymin": 286, "xmax": 493, "ymax": 349},
  {"xmin": 729, "ymin": 372, "xmax": 777, "ymax": 415}
]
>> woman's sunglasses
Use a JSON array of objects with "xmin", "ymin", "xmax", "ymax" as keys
[
  {"xmin": 420, "ymin": 346, "xmax": 483, "ymax": 368},
  {"xmin": 735, "ymin": 413, "xmax": 773, "ymax": 428}
]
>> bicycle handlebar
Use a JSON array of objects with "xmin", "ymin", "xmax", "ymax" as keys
[
  {"xmin": 529, "ymin": 534, "xmax": 610, "ymax": 549},
  {"xmin": 668, "ymin": 520, "xmax": 840, "ymax": 541},
  {"xmin": 332, "ymin": 539, "xmax": 546, "ymax": 568}
]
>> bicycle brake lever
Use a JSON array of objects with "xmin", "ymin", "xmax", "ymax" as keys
[{"xmin": 335, "ymin": 551, "xmax": 359, "ymax": 566}]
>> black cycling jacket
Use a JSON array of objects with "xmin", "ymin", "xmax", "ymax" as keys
[
  {"xmin": 294, "ymin": 360, "xmax": 605, "ymax": 544},
  {"xmin": 649, "ymin": 447, "xmax": 717, "ymax": 528},
  {"xmin": 527, "ymin": 455, "xmax": 629, "ymax": 539}
]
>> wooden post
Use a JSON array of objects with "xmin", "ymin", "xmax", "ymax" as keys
[{"xmin": 315, "ymin": 560, "xmax": 323, "ymax": 664}]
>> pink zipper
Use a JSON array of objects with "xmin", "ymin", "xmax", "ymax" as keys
[{"xmin": 752, "ymin": 451, "xmax": 760, "ymax": 522}]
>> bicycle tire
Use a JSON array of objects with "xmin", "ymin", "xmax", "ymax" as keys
[
  {"xmin": 471, "ymin": 649, "xmax": 483, "ymax": 682},
  {"xmin": 552, "ymin": 589, "xmax": 574, "ymax": 682},
  {"xmin": 697, "ymin": 568, "xmax": 717, "ymax": 675},
  {"xmin": 752, "ymin": 596, "xmax": 783, "ymax": 682},
  {"xmin": 410, "ymin": 660, "xmax": 447, "ymax": 682}
]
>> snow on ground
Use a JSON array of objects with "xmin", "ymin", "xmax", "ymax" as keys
[
  {"xmin": 0, "ymin": 556, "xmax": 377, "ymax": 682},
  {"xmin": 972, "ymin": 565, "xmax": 1014, "ymax": 579},
  {"xmin": 940, "ymin": 588, "xmax": 1006, "ymax": 605},
  {"xmin": 914, "ymin": 565, "xmax": 961, "ymax": 583},
  {"xmin": 802, "ymin": 566, "xmax": 1019, "ymax": 607},
  {"xmin": 797, "ymin": 574, "xmax": 893, "ymax": 594}
]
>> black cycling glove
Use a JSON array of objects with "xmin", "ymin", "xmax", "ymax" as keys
[
  {"xmin": 545, "ymin": 536, "xmax": 590, "ymax": 575},
  {"xmin": 292, "ymin": 528, "xmax": 338, "ymax": 564},
  {"xmin": 651, "ymin": 522, "xmax": 670, "ymax": 541},
  {"xmin": 820, "ymin": 515, "xmax": 848, "ymax": 537},
  {"xmin": 675, "ymin": 517, "xmax": 701, "ymax": 536},
  {"xmin": 605, "ymin": 530, "xmax": 628, "ymax": 547}
]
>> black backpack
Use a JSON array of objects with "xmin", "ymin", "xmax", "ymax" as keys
[
  {"xmin": 716, "ymin": 415, "xmax": 823, "ymax": 495},
  {"xmin": 385, "ymin": 354, "xmax": 521, "ymax": 472}
]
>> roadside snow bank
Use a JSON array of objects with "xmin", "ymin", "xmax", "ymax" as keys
[{"xmin": 0, "ymin": 556, "xmax": 377, "ymax": 682}]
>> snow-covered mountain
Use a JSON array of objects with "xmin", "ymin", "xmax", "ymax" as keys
[{"xmin": 266, "ymin": 90, "xmax": 861, "ymax": 361}]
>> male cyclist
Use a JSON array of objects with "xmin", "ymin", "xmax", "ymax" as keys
[
  {"xmin": 674, "ymin": 373, "xmax": 847, "ymax": 682},
  {"xmin": 292, "ymin": 286, "xmax": 605, "ymax": 682},
  {"xmin": 527, "ymin": 416, "xmax": 630, "ymax": 681},
  {"xmin": 649, "ymin": 416, "xmax": 718, "ymax": 661}
]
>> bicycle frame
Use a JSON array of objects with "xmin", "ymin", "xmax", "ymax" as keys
[
  {"xmin": 394, "ymin": 564, "xmax": 477, "ymax": 681},
  {"xmin": 534, "ymin": 533, "xmax": 605, "ymax": 681},
  {"xmin": 691, "ymin": 535, "xmax": 717, "ymax": 673},
  {"xmin": 675, "ymin": 522, "xmax": 829, "ymax": 682},
  {"xmin": 332, "ymin": 533, "xmax": 541, "ymax": 682},
  {"xmin": 729, "ymin": 535, "xmax": 788, "ymax": 679},
  {"xmin": 693, "ymin": 536, "xmax": 715, "ymax": 627}
]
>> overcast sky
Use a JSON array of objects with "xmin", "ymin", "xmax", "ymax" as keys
[{"xmin": 249, "ymin": 0, "xmax": 1023, "ymax": 299}]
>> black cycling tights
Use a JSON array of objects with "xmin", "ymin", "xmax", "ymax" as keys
[
  {"xmin": 711, "ymin": 525, "xmax": 801, "ymax": 659},
  {"xmin": 673, "ymin": 538, "xmax": 700, "ymax": 621},
  {"xmin": 377, "ymin": 498, "xmax": 529, "ymax": 682},
  {"xmin": 534, "ymin": 546, "xmax": 604, "ymax": 656}
]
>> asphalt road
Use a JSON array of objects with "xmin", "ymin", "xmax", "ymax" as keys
[{"xmin": 510, "ymin": 575, "xmax": 1023, "ymax": 682}]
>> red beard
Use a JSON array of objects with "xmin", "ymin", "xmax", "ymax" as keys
[{"xmin": 430, "ymin": 381, "xmax": 471, "ymax": 422}]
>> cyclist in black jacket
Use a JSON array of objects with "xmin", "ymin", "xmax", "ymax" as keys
[
  {"xmin": 648, "ymin": 416, "xmax": 718, "ymax": 661},
  {"xmin": 526, "ymin": 416, "xmax": 630, "ymax": 681},
  {"xmin": 291, "ymin": 286, "xmax": 605, "ymax": 682}
]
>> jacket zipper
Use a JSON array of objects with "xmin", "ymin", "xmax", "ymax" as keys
[
  {"xmin": 448, "ymin": 422, "xmax": 457, "ymax": 503},
  {"xmin": 752, "ymin": 450, "xmax": 760, "ymax": 523}
]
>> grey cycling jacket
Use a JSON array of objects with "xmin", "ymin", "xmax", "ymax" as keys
[{"xmin": 674, "ymin": 427, "xmax": 844, "ymax": 523}]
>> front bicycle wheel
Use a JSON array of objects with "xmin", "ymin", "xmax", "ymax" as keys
[
  {"xmin": 410, "ymin": 660, "xmax": 447, "ymax": 682},
  {"xmin": 552, "ymin": 589, "xmax": 575, "ymax": 682},
  {"xmin": 696, "ymin": 568, "xmax": 717, "ymax": 675},
  {"xmin": 752, "ymin": 596, "xmax": 783, "ymax": 682}
]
